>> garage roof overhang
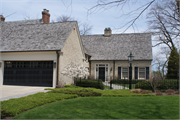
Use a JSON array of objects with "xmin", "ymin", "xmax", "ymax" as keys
[{"xmin": 0, "ymin": 49, "xmax": 61, "ymax": 53}]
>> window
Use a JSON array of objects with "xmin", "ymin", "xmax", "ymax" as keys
[
  {"xmin": 5, "ymin": 62, "xmax": 12, "ymax": 68},
  {"xmin": 122, "ymin": 68, "xmax": 128, "ymax": 79},
  {"xmin": 139, "ymin": 68, "xmax": 145, "ymax": 79}
]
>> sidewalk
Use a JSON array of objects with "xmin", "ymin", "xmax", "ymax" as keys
[{"xmin": 103, "ymin": 82, "xmax": 129, "ymax": 89}]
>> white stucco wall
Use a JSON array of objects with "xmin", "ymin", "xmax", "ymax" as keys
[
  {"xmin": 0, "ymin": 51, "xmax": 57, "ymax": 88},
  {"xmin": 59, "ymin": 24, "xmax": 87, "ymax": 85}
]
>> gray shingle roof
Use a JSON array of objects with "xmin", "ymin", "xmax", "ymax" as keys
[
  {"xmin": 0, "ymin": 21, "xmax": 76, "ymax": 52},
  {"xmin": 81, "ymin": 33, "xmax": 152, "ymax": 60},
  {"xmin": 0, "ymin": 19, "xmax": 42, "ymax": 40},
  {"xmin": 83, "ymin": 46, "xmax": 91, "ymax": 56}
]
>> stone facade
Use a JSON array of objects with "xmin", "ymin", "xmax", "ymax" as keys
[
  {"xmin": 58, "ymin": 24, "xmax": 87, "ymax": 85},
  {"xmin": 90, "ymin": 60, "xmax": 151, "ymax": 81}
]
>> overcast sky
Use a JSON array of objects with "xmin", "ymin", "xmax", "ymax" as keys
[
  {"xmin": 1, "ymin": 0, "xmax": 176, "ymax": 71},
  {"xmin": 0, "ymin": 0, "xmax": 152, "ymax": 34}
]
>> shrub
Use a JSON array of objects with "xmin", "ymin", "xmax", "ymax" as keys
[
  {"xmin": 49, "ymin": 88, "xmax": 102, "ymax": 97},
  {"xmin": 135, "ymin": 81, "xmax": 152, "ymax": 90},
  {"xmin": 64, "ymin": 85, "xmax": 73, "ymax": 88},
  {"xmin": 135, "ymin": 80, "xmax": 179, "ymax": 91},
  {"xmin": 111, "ymin": 79, "xmax": 146, "ymax": 84},
  {"xmin": 75, "ymin": 79, "xmax": 104, "ymax": 89},
  {"xmin": 1, "ymin": 109, "xmax": 10, "ymax": 119},
  {"xmin": 174, "ymin": 90, "xmax": 179, "ymax": 94}
]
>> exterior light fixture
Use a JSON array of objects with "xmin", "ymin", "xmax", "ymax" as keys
[
  {"xmin": 0, "ymin": 62, "xmax": 2, "ymax": 68},
  {"xmin": 53, "ymin": 61, "xmax": 56, "ymax": 68},
  {"xmin": 110, "ymin": 67, "xmax": 112, "ymax": 72},
  {"xmin": 128, "ymin": 52, "xmax": 134, "ymax": 89},
  {"xmin": 128, "ymin": 52, "xmax": 134, "ymax": 63}
]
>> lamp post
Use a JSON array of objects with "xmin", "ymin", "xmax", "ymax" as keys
[{"xmin": 128, "ymin": 52, "xmax": 134, "ymax": 89}]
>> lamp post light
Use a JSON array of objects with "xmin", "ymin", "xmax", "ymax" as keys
[{"xmin": 128, "ymin": 52, "xmax": 134, "ymax": 89}]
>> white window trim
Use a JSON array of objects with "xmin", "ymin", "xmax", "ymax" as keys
[
  {"xmin": 121, "ymin": 67, "xmax": 129, "ymax": 79},
  {"xmin": 138, "ymin": 67, "xmax": 146, "ymax": 79}
]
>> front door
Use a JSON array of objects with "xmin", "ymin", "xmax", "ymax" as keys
[{"xmin": 99, "ymin": 67, "xmax": 105, "ymax": 82}]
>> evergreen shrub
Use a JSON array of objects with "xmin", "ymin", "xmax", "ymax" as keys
[{"xmin": 76, "ymin": 79, "xmax": 104, "ymax": 89}]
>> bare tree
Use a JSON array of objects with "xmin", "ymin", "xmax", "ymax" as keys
[
  {"xmin": 87, "ymin": 0, "xmax": 155, "ymax": 32},
  {"xmin": 148, "ymin": 75, "xmax": 162, "ymax": 92},
  {"xmin": 52, "ymin": 15, "xmax": 92, "ymax": 35},
  {"xmin": 56, "ymin": 15, "xmax": 75, "ymax": 22},
  {"xmin": 152, "ymin": 47, "xmax": 171, "ymax": 79},
  {"xmin": 147, "ymin": 0, "xmax": 180, "ymax": 50},
  {"xmin": 79, "ymin": 22, "xmax": 93, "ymax": 36}
]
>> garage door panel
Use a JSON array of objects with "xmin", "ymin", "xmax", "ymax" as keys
[{"xmin": 3, "ymin": 61, "xmax": 53, "ymax": 87}]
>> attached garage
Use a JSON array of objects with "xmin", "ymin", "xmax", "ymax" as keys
[{"xmin": 3, "ymin": 61, "xmax": 53, "ymax": 87}]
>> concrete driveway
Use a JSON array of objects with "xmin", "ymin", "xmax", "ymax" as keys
[{"xmin": 0, "ymin": 85, "xmax": 52, "ymax": 101}]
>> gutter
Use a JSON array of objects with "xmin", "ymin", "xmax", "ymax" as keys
[
  {"xmin": 113, "ymin": 60, "xmax": 115, "ymax": 79},
  {"xmin": 1, "ymin": 49, "xmax": 61, "ymax": 53},
  {"xmin": 56, "ymin": 51, "xmax": 60, "ymax": 86}
]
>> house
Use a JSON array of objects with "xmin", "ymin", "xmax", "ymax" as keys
[
  {"xmin": 82, "ymin": 28, "xmax": 152, "ymax": 82},
  {"xmin": 0, "ymin": 9, "xmax": 152, "ymax": 88}
]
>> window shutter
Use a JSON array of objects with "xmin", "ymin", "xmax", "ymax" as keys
[
  {"xmin": 146, "ymin": 67, "xmax": 149, "ymax": 79},
  {"xmin": 135, "ymin": 67, "xmax": 138, "ymax": 79},
  {"xmin": 118, "ymin": 67, "xmax": 121, "ymax": 79}
]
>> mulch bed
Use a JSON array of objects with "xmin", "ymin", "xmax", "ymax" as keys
[{"xmin": 131, "ymin": 89, "xmax": 179, "ymax": 96}]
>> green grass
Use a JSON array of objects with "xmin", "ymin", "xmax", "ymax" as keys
[
  {"xmin": 1, "ymin": 92, "xmax": 77, "ymax": 117},
  {"xmin": 93, "ymin": 89, "xmax": 154, "ymax": 97},
  {"xmin": 13, "ymin": 96, "xmax": 179, "ymax": 119},
  {"xmin": 104, "ymin": 85, "xmax": 112, "ymax": 89},
  {"xmin": 45, "ymin": 87, "xmax": 154, "ymax": 97}
]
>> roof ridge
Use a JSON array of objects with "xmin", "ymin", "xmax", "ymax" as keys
[
  {"xmin": 4, "ymin": 19, "xmax": 41, "ymax": 23},
  {"xmin": 81, "ymin": 33, "xmax": 151, "ymax": 36}
]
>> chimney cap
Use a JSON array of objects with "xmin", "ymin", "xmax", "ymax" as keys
[
  {"xmin": 43, "ymin": 9, "xmax": 49, "ymax": 13},
  {"xmin": 104, "ymin": 27, "xmax": 112, "ymax": 37},
  {"xmin": 0, "ymin": 15, "xmax": 5, "ymax": 22}
]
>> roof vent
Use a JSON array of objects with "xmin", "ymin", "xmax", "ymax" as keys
[{"xmin": 104, "ymin": 28, "xmax": 111, "ymax": 37}]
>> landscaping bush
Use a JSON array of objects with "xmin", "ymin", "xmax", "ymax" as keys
[
  {"xmin": 111, "ymin": 79, "xmax": 146, "ymax": 84},
  {"xmin": 1, "ymin": 109, "xmax": 10, "ymax": 119},
  {"xmin": 135, "ymin": 80, "xmax": 179, "ymax": 91},
  {"xmin": 49, "ymin": 88, "xmax": 102, "ymax": 97},
  {"xmin": 75, "ymin": 79, "xmax": 104, "ymax": 90},
  {"xmin": 135, "ymin": 81, "xmax": 152, "ymax": 90}
]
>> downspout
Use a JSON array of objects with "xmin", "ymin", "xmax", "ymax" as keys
[
  {"xmin": 113, "ymin": 60, "xmax": 115, "ymax": 79},
  {"xmin": 56, "ymin": 51, "xmax": 60, "ymax": 86},
  {"xmin": 89, "ymin": 60, "xmax": 91, "ymax": 75}
]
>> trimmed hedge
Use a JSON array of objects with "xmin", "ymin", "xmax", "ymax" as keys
[
  {"xmin": 75, "ymin": 79, "xmax": 104, "ymax": 90},
  {"xmin": 49, "ymin": 88, "xmax": 102, "ymax": 97},
  {"xmin": 135, "ymin": 81, "xmax": 152, "ymax": 90},
  {"xmin": 135, "ymin": 80, "xmax": 179, "ymax": 91},
  {"xmin": 110, "ymin": 79, "xmax": 146, "ymax": 84}
]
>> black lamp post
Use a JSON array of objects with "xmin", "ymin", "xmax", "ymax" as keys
[{"xmin": 128, "ymin": 52, "xmax": 134, "ymax": 89}]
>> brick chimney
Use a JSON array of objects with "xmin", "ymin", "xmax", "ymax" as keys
[
  {"xmin": 42, "ymin": 9, "xmax": 50, "ymax": 23},
  {"xmin": 104, "ymin": 28, "xmax": 111, "ymax": 37},
  {"xmin": 0, "ymin": 15, "xmax": 5, "ymax": 22}
]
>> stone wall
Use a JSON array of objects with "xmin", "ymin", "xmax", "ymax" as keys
[
  {"xmin": 59, "ymin": 23, "xmax": 87, "ymax": 85},
  {"xmin": 90, "ymin": 60, "xmax": 151, "ymax": 81}
]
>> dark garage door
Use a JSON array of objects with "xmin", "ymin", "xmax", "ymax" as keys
[{"xmin": 3, "ymin": 61, "xmax": 53, "ymax": 87}]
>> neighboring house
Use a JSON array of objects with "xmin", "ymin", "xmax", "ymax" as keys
[
  {"xmin": 82, "ymin": 28, "xmax": 152, "ymax": 82},
  {"xmin": 0, "ymin": 9, "xmax": 152, "ymax": 88}
]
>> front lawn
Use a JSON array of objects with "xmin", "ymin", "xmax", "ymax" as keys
[
  {"xmin": 114, "ymin": 84, "xmax": 136, "ymax": 89},
  {"xmin": 13, "ymin": 96, "xmax": 179, "ymax": 119},
  {"xmin": 1, "ymin": 92, "xmax": 77, "ymax": 117}
]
